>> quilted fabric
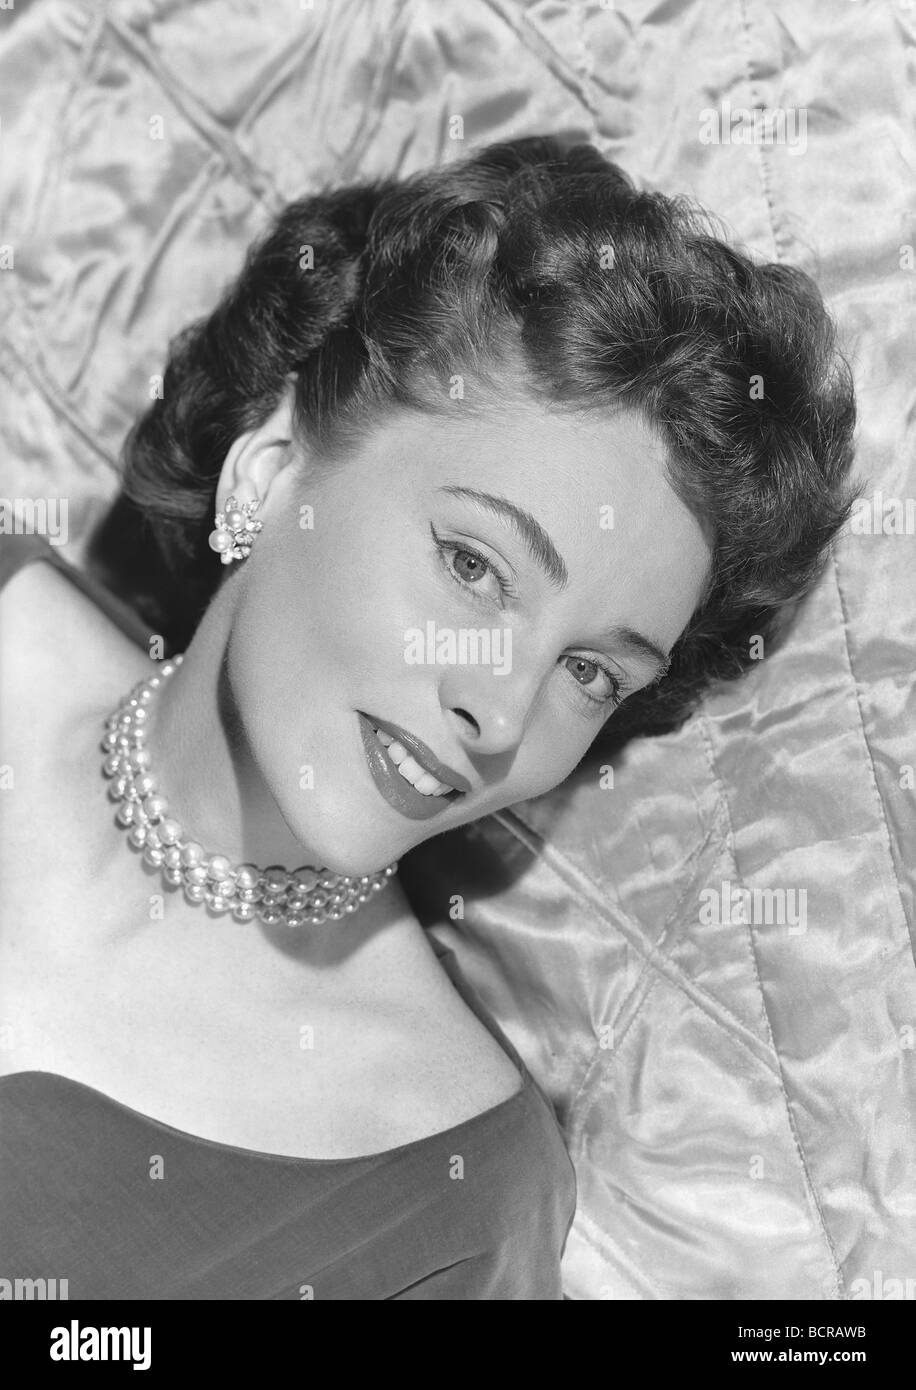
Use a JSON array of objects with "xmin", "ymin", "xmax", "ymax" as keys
[{"xmin": 1, "ymin": 0, "xmax": 913, "ymax": 1300}]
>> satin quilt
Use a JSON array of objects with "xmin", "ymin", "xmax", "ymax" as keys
[{"xmin": 1, "ymin": 0, "xmax": 913, "ymax": 1300}]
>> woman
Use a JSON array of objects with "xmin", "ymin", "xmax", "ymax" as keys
[{"xmin": 0, "ymin": 136, "xmax": 858, "ymax": 1299}]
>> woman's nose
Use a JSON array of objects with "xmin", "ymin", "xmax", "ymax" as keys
[{"xmin": 440, "ymin": 655, "xmax": 546, "ymax": 758}]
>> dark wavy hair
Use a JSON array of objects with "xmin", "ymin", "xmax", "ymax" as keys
[{"xmin": 90, "ymin": 134, "xmax": 859, "ymax": 749}]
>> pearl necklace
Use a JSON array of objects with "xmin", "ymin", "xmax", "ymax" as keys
[{"xmin": 101, "ymin": 655, "xmax": 398, "ymax": 927}]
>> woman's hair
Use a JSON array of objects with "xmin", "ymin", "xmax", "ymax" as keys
[{"xmin": 92, "ymin": 134, "xmax": 859, "ymax": 747}]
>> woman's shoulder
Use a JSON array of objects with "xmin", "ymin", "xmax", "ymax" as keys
[
  {"xmin": 0, "ymin": 538, "xmax": 154, "ymax": 726},
  {"xmin": 0, "ymin": 542, "xmax": 154, "ymax": 767}
]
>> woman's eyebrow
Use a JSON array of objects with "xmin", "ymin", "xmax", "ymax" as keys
[
  {"xmin": 435, "ymin": 483, "xmax": 671, "ymax": 680},
  {"xmin": 597, "ymin": 626, "xmax": 672, "ymax": 680},
  {"xmin": 436, "ymin": 484, "xmax": 569, "ymax": 590}
]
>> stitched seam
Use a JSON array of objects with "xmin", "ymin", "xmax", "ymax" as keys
[
  {"xmin": 476, "ymin": 0, "xmax": 599, "ymax": 117},
  {"xmin": 697, "ymin": 706, "xmax": 844, "ymax": 1298},
  {"xmin": 565, "ymin": 1206, "xmax": 669, "ymax": 1300},
  {"xmin": 104, "ymin": 14, "xmax": 279, "ymax": 210},
  {"xmin": 736, "ymin": 0, "xmax": 784, "ymax": 263},
  {"xmin": 493, "ymin": 800, "xmax": 780, "ymax": 1076},
  {"xmin": 2, "ymin": 302, "xmax": 119, "ymax": 472},
  {"xmin": 571, "ymin": 0, "xmax": 599, "ymax": 143},
  {"xmin": 829, "ymin": 548, "xmax": 916, "ymax": 959},
  {"xmin": 729, "ymin": 0, "xmax": 845, "ymax": 1299}
]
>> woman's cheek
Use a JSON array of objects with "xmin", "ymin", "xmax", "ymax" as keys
[{"xmin": 362, "ymin": 574, "xmax": 442, "ymax": 674}]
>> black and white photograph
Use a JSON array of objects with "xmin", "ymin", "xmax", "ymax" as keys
[{"xmin": 0, "ymin": 0, "xmax": 913, "ymax": 1342}]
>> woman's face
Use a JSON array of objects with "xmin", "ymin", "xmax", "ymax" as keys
[{"xmin": 226, "ymin": 399, "xmax": 713, "ymax": 876}]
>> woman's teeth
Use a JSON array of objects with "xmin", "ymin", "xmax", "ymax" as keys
[{"xmin": 372, "ymin": 728, "xmax": 455, "ymax": 797}]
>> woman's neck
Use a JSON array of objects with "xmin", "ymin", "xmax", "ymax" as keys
[{"xmin": 149, "ymin": 587, "xmax": 311, "ymax": 869}]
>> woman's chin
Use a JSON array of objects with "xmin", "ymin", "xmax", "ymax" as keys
[
  {"xmin": 316, "ymin": 853, "xmax": 404, "ymax": 882},
  {"xmin": 278, "ymin": 813, "xmax": 405, "ymax": 879}
]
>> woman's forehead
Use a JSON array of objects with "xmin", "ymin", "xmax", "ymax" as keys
[{"xmin": 341, "ymin": 403, "xmax": 715, "ymax": 648}]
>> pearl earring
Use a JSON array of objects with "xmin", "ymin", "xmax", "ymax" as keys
[{"xmin": 208, "ymin": 495, "xmax": 263, "ymax": 565}]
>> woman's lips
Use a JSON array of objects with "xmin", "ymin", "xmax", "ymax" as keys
[
  {"xmin": 363, "ymin": 712, "xmax": 472, "ymax": 793},
  {"xmin": 356, "ymin": 713, "xmax": 466, "ymax": 821}
]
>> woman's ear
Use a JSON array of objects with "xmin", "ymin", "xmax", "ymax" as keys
[{"xmin": 215, "ymin": 377, "xmax": 299, "ymax": 514}]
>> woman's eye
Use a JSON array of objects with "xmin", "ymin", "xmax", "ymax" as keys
[
  {"xmin": 451, "ymin": 549, "xmax": 488, "ymax": 585},
  {"xmin": 563, "ymin": 655, "xmax": 624, "ymax": 708},
  {"xmin": 432, "ymin": 526, "xmax": 625, "ymax": 711},
  {"xmin": 433, "ymin": 529, "xmax": 513, "ymax": 604}
]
